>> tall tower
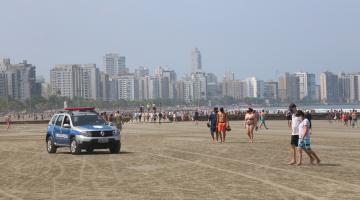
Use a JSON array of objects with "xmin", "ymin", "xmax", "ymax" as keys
[
  {"xmin": 103, "ymin": 53, "xmax": 127, "ymax": 76},
  {"xmin": 191, "ymin": 48, "xmax": 202, "ymax": 73}
]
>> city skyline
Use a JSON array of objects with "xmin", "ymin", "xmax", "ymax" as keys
[{"xmin": 1, "ymin": 0, "xmax": 360, "ymax": 81}]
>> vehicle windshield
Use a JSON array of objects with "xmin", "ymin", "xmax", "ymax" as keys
[{"xmin": 71, "ymin": 115, "xmax": 107, "ymax": 126}]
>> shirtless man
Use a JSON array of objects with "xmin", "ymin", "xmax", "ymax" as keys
[
  {"xmin": 244, "ymin": 108, "xmax": 257, "ymax": 143},
  {"xmin": 217, "ymin": 107, "xmax": 229, "ymax": 143},
  {"xmin": 259, "ymin": 110, "xmax": 269, "ymax": 130}
]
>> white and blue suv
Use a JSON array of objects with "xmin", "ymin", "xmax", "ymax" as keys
[{"xmin": 46, "ymin": 107, "xmax": 121, "ymax": 154}]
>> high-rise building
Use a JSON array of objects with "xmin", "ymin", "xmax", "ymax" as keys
[
  {"xmin": 0, "ymin": 73, "xmax": 7, "ymax": 97},
  {"xmin": 263, "ymin": 81, "xmax": 279, "ymax": 100},
  {"xmin": 83, "ymin": 64, "xmax": 101, "ymax": 100},
  {"xmin": 155, "ymin": 67, "xmax": 177, "ymax": 99},
  {"xmin": 149, "ymin": 76, "xmax": 160, "ymax": 99},
  {"xmin": 191, "ymin": 48, "xmax": 202, "ymax": 73},
  {"xmin": 222, "ymin": 79, "xmax": 246, "ymax": 100},
  {"xmin": 100, "ymin": 72, "xmax": 110, "ymax": 101},
  {"xmin": 103, "ymin": 53, "xmax": 127, "ymax": 76},
  {"xmin": 114, "ymin": 74, "xmax": 138, "ymax": 101},
  {"xmin": 245, "ymin": 77, "xmax": 264, "ymax": 98},
  {"xmin": 338, "ymin": 73, "xmax": 351, "ymax": 103},
  {"xmin": 108, "ymin": 77, "xmax": 119, "ymax": 101},
  {"xmin": 278, "ymin": 73, "xmax": 299, "ymax": 102},
  {"xmin": 224, "ymin": 71, "xmax": 235, "ymax": 81},
  {"xmin": 319, "ymin": 71, "xmax": 339, "ymax": 103},
  {"xmin": 134, "ymin": 66, "xmax": 149, "ymax": 78},
  {"xmin": 295, "ymin": 72, "xmax": 316, "ymax": 101},
  {"xmin": 33, "ymin": 76, "xmax": 45, "ymax": 97},
  {"xmin": 206, "ymin": 73, "xmax": 220, "ymax": 99},
  {"xmin": 50, "ymin": 64, "xmax": 85, "ymax": 99},
  {"xmin": 138, "ymin": 76, "xmax": 150, "ymax": 100},
  {"xmin": 0, "ymin": 58, "xmax": 36, "ymax": 101},
  {"xmin": 349, "ymin": 73, "xmax": 360, "ymax": 103},
  {"xmin": 192, "ymin": 72, "xmax": 207, "ymax": 100}
]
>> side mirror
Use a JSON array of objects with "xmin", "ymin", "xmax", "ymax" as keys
[
  {"xmin": 63, "ymin": 124, "xmax": 71, "ymax": 128},
  {"xmin": 108, "ymin": 122, "xmax": 114, "ymax": 126}
]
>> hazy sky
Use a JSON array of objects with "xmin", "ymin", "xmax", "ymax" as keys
[{"xmin": 1, "ymin": 0, "xmax": 359, "ymax": 81}]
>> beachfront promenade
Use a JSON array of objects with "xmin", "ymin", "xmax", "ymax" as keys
[{"xmin": 0, "ymin": 121, "xmax": 359, "ymax": 199}]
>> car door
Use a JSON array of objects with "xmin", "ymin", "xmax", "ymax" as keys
[
  {"xmin": 47, "ymin": 115, "xmax": 58, "ymax": 138},
  {"xmin": 60, "ymin": 115, "xmax": 72, "ymax": 145},
  {"xmin": 54, "ymin": 115, "xmax": 64, "ymax": 144}
]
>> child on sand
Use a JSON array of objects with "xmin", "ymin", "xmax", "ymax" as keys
[{"xmin": 296, "ymin": 110, "xmax": 320, "ymax": 166}]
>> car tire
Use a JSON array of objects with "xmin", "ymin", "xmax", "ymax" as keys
[
  {"xmin": 109, "ymin": 141, "xmax": 121, "ymax": 154},
  {"xmin": 70, "ymin": 138, "xmax": 81, "ymax": 155},
  {"xmin": 47, "ymin": 137, "xmax": 57, "ymax": 154},
  {"xmin": 86, "ymin": 148, "xmax": 94, "ymax": 153}
]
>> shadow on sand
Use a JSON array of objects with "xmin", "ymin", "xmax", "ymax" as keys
[{"xmin": 55, "ymin": 151, "xmax": 134, "ymax": 155}]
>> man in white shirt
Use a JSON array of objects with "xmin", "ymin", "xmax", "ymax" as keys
[
  {"xmin": 296, "ymin": 110, "xmax": 321, "ymax": 166},
  {"xmin": 288, "ymin": 103, "xmax": 301, "ymax": 165}
]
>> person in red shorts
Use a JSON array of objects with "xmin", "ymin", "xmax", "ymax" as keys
[{"xmin": 217, "ymin": 107, "xmax": 229, "ymax": 143}]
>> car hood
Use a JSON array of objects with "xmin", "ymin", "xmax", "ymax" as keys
[{"xmin": 74, "ymin": 124, "xmax": 114, "ymax": 131}]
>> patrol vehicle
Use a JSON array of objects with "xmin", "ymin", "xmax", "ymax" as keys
[{"xmin": 46, "ymin": 107, "xmax": 121, "ymax": 154}]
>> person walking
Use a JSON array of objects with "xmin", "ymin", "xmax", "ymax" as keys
[
  {"xmin": 296, "ymin": 110, "xmax": 321, "ymax": 166},
  {"xmin": 351, "ymin": 111, "xmax": 358, "ymax": 128},
  {"xmin": 5, "ymin": 115, "xmax": 11, "ymax": 131},
  {"xmin": 217, "ymin": 107, "xmax": 229, "ymax": 143},
  {"xmin": 208, "ymin": 107, "xmax": 218, "ymax": 143},
  {"xmin": 114, "ymin": 111, "xmax": 122, "ymax": 131},
  {"xmin": 158, "ymin": 112, "xmax": 163, "ymax": 124},
  {"xmin": 244, "ymin": 108, "xmax": 257, "ymax": 143},
  {"xmin": 194, "ymin": 110, "xmax": 200, "ymax": 125},
  {"xmin": 259, "ymin": 110, "xmax": 269, "ymax": 130},
  {"xmin": 288, "ymin": 103, "xmax": 301, "ymax": 165}
]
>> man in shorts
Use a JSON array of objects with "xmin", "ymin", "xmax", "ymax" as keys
[
  {"xmin": 217, "ymin": 107, "xmax": 229, "ymax": 143},
  {"xmin": 208, "ymin": 107, "xmax": 218, "ymax": 143},
  {"xmin": 288, "ymin": 103, "xmax": 301, "ymax": 165}
]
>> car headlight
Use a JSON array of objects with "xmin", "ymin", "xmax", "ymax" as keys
[{"xmin": 113, "ymin": 130, "xmax": 120, "ymax": 136}]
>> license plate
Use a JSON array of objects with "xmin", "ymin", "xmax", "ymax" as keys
[{"xmin": 98, "ymin": 138, "xmax": 108, "ymax": 143}]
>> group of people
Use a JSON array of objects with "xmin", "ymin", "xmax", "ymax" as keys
[
  {"xmin": 207, "ymin": 108, "xmax": 269, "ymax": 143},
  {"xmin": 288, "ymin": 103, "xmax": 320, "ymax": 166},
  {"xmin": 206, "ymin": 103, "xmax": 320, "ymax": 166},
  {"xmin": 327, "ymin": 110, "xmax": 358, "ymax": 128}
]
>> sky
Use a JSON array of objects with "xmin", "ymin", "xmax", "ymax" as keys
[{"xmin": 0, "ymin": 0, "xmax": 360, "ymax": 81}]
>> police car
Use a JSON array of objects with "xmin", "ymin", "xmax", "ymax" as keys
[{"xmin": 46, "ymin": 107, "xmax": 121, "ymax": 154}]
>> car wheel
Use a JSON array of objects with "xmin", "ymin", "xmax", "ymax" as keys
[
  {"xmin": 109, "ymin": 141, "xmax": 121, "ymax": 154},
  {"xmin": 47, "ymin": 137, "xmax": 57, "ymax": 153},
  {"xmin": 70, "ymin": 138, "xmax": 81, "ymax": 155},
  {"xmin": 86, "ymin": 148, "xmax": 94, "ymax": 153}
]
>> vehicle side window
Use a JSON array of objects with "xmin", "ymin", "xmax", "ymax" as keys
[
  {"xmin": 63, "ymin": 116, "xmax": 71, "ymax": 126},
  {"xmin": 55, "ymin": 115, "xmax": 64, "ymax": 126},
  {"xmin": 50, "ymin": 115, "xmax": 57, "ymax": 125}
]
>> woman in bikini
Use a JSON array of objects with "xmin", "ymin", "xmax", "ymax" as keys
[{"xmin": 244, "ymin": 108, "xmax": 257, "ymax": 143}]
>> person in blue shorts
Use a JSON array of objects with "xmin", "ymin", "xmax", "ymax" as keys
[
  {"xmin": 296, "ymin": 110, "xmax": 321, "ymax": 166},
  {"xmin": 208, "ymin": 107, "xmax": 218, "ymax": 143}
]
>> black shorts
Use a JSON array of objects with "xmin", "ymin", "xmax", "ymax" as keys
[{"xmin": 290, "ymin": 135, "xmax": 299, "ymax": 146}]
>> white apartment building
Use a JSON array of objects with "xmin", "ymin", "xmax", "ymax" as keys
[
  {"xmin": 245, "ymin": 77, "xmax": 264, "ymax": 98},
  {"xmin": 50, "ymin": 64, "xmax": 85, "ymax": 99},
  {"xmin": 295, "ymin": 72, "xmax": 316, "ymax": 100}
]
